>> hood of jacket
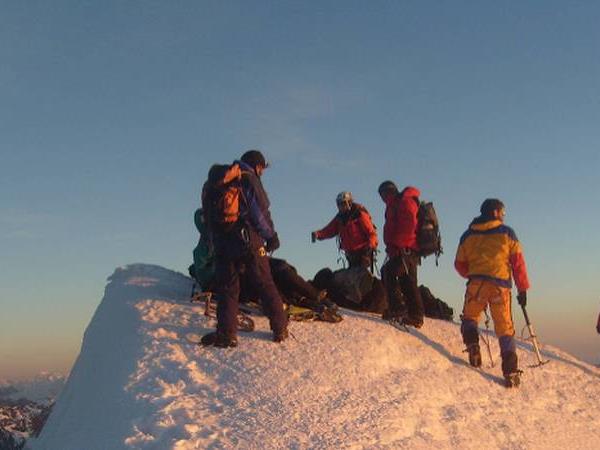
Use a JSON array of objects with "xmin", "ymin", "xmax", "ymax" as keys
[{"xmin": 469, "ymin": 217, "xmax": 503, "ymax": 231}]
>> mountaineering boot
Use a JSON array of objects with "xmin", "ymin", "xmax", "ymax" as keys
[
  {"xmin": 466, "ymin": 343, "xmax": 482, "ymax": 368},
  {"xmin": 461, "ymin": 319, "xmax": 481, "ymax": 366},
  {"xmin": 200, "ymin": 331, "xmax": 238, "ymax": 348},
  {"xmin": 504, "ymin": 370, "xmax": 522, "ymax": 388},
  {"xmin": 273, "ymin": 327, "xmax": 289, "ymax": 343},
  {"xmin": 318, "ymin": 306, "xmax": 343, "ymax": 323},
  {"xmin": 501, "ymin": 351, "xmax": 520, "ymax": 388},
  {"xmin": 382, "ymin": 306, "xmax": 407, "ymax": 322},
  {"xmin": 403, "ymin": 316, "xmax": 424, "ymax": 329}
]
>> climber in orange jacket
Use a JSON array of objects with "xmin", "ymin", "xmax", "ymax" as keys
[{"xmin": 312, "ymin": 191, "xmax": 378, "ymax": 269}]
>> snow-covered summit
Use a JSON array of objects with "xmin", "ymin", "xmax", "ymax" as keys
[{"xmin": 31, "ymin": 264, "xmax": 600, "ymax": 449}]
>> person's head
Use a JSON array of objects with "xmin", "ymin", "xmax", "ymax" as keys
[
  {"xmin": 480, "ymin": 198, "xmax": 506, "ymax": 222},
  {"xmin": 336, "ymin": 191, "xmax": 353, "ymax": 213},
  {"xmin": 241, "ymin": 149, "xmax": 269, "ymax": 177},
  {"xmin": 378, "ymin": 180, "xmax": 398, "ymax": 202}
]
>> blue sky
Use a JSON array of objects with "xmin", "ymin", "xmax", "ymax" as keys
[{"xmin": 1, "ymin": 1, "xmax": 599, "ymax": 378}]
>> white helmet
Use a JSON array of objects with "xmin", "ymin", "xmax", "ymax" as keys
[{"xmin": 336, "ymin": 191, "xmax": 353, "ymax": 205}]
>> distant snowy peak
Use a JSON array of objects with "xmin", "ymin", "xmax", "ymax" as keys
[{"xmin": 0, "ymin": 373, "xmax": 65, "ymax": 404}]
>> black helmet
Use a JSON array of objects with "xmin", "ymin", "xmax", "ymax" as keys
[
  {"xmin": 480, "ymin": 198, "xmax": 505, "ymax": 217},
  {"xmin": 378, "ymin": 180, "xmax": 398, "ymax": 195},
  {"xmin": 241, "ymin": 149, "xmax": 268, "ymax": 169}
]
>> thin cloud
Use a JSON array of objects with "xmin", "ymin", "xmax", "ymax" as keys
[
  {"xmin": 237, "ymin": 82, "xmax": 372, "ymax": 170},
  {"xmin": 0, "ymin": 210, "xmax": 55, "ymax": 240}
]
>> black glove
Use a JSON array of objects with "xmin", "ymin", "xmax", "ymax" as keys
[
  {"xmin": 265, "ymin": 233, "xmax": 280, "ymax": 253},
  {"xmin": 311, "ymin": 232, "xmax": 317, "ymax": 243},
  {"xmin": 517, "ymin": 291, "xmax": 527, "ymax": 307}
]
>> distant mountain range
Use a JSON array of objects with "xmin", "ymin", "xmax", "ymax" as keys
[{"xmin": 0, "ymin": 373, "xmax": 65, "ymax": 450}]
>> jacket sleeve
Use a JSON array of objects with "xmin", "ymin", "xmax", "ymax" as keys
[
  {"xmin": 454, "ymin": 242, "xmax": 469, "ymax": 278},
  {"xmin": 315, "ymin": 216, "xmax": 339, "ymax": 240},
  {"xmin": 241, "ymin": 178, "xmax": 275, "ymax": 241},
  {"xmin": 509, "ymin": 239, "xmax": 530, "ymax": 292},
  {"xmin": 358, "ymin": 210, "xmax": 378, "ymax": 249}
]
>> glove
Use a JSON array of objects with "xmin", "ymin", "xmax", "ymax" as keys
[
  {"xmin": 311, "ymin": 232, "xmax": 317, "ymax": 243},
  {"xmin": 517, "ymin": 291, "xmax": 527, "ymax": 307},
  {"xmin": 265, "ymin": 233, "xmax": 280, "ymax": 253}
]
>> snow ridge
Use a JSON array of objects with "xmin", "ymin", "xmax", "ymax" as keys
[{"xmin": 31, "ymin": 264, "xmax": 600, "ymax": 449}]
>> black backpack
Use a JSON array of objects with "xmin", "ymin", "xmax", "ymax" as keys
[
  {"xmin": 419, "ymin": 285, "xmax": 453, "ymax": 321},
  {"xmin": 416, "ymin": 201, "xmax": 443, "ymax": 263}
]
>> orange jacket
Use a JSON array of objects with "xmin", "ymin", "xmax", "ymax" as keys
[{"xmin": 315, "ymin": 203, "xmax": 377, "ymax": 252}]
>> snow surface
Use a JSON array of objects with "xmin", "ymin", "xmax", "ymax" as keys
[{"xmin": 30, "ymin": 264, "xmax": 600, "ymax": 450}]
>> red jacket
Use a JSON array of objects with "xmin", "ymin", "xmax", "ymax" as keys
[
  {"xmin": 315, "ymin": 203, "xmax": 377, "ymax": 252},
  {"xmin": 383, "ymin": 186, "xmax": 420, "ymax": 257}
]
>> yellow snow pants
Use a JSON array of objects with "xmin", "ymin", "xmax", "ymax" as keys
[{"xmin": 462, "ymin": 279, "xmax": 514, "ymax": 337}]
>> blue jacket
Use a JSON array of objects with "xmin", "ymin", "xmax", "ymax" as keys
[{"xmin": 235, "ymin": 160, "xmax": 276, "ymax": 242}]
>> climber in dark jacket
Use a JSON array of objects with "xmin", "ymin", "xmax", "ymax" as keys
[{"xmin": 201, "ymin": 150, "xmax": 288, "ymax": 347}]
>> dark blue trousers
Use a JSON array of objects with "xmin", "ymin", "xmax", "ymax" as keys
[{"xmin": 214, "ymin": 241, "xmax": 287, "ymax": 337}]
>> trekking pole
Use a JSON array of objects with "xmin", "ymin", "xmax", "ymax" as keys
[
  {"xmin": 520, "ymin": 304, "xmax": 550, "ymax": 367},
  {"xmin": 336, "ymin": 237, "xmax": 346, "ymax": 269},
  {"xmin": 481, "ymin": 308, "xmax": 494, "ymax": 367},
  {"xmin": 370, "ymin": 249, "xmax": 376, "ymax": 275}
]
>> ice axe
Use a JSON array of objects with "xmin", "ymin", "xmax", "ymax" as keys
[{"xmin": 520, "ymin": 304, "xmax": 550, "ymax": 367}]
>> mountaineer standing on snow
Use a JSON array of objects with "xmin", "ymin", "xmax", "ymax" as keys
[
  {"xmin": 311, "ymin": 191, "xmax": 378, "ymax": 270},
  {"xmin": 200, "ymin": 150, "xmax": 288, "ymax": 347},
  {"xmin": 454, "ymin": 198, "xmax": 530, "ymax": 388},
  {"xmin": 377, "ymin": 181, "xmax": 424, "ymax": 328}
]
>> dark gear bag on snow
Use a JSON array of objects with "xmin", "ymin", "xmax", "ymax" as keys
[
  {"xmin": 201, "ymin": 164, "xmax": 244, "ymax": 229},
  {"xmin": 312, "ymin": 266, "xmax": 388, "ymax": 314},
  {"xmin": 419, "ymin": 285, "xmax": 453, "ymax": 321},
  {"xmin": 416, "ymin": 201, "xmax": 443, "ymax": 263},
  {"xmin": 332, "ymin": 266, "xmax": 375, "ymax": 305}
]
